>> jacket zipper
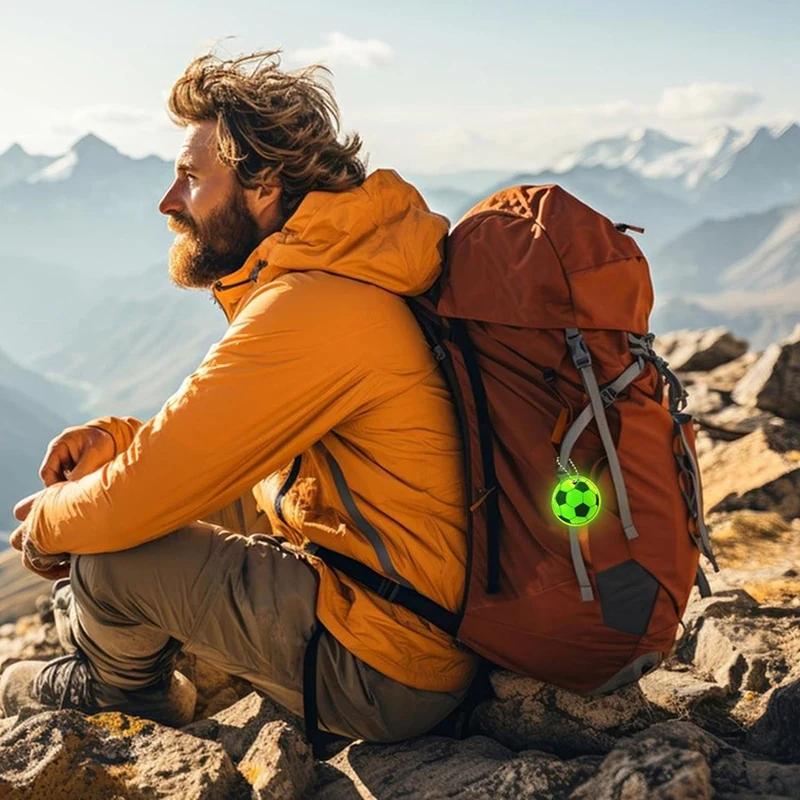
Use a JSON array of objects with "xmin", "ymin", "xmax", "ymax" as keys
[{"xmin": 275, "ymin": 455, "xmax": 302, "ymax": 524}]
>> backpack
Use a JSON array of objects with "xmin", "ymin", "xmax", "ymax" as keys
[{"xmin": 313, "ymin": 183, "xmax": 717, "ymax": 695}]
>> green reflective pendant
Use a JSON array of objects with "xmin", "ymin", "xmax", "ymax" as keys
[{"xmin": 551, "ymin": 475, "xmax": 602, "ymax": 526}]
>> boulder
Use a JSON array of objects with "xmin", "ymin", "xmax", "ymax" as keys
[
  {"xmin": 697, "ymin": 404, "xmax": 777, "ymax": 440},
  {"xmin": 748, "ymin": 678, "xmax": 800, "ymax": 761},
  {"xmin": 687, "ymin": 351, "xmax": 760, "ymax": 394},
  {"xmin": 574, "ymin": 720, "xmax": 800, "ymax": 799},
  {"xmin": 571, "ymin": 722, "xmax": 713, "ymax": 799},
  {"xmin": 469, "ymin": 671, "xmax": 652, "ymax": 756},
  {"xmin": 0, "ymin": 709, "xmax": 245, "ymax": 799},
  {"xmin": 238, "ymin": 719, "xmax": 313, "ymax": 799},
  {"xmin": 185, "ymin": 691, "xmax": 312, "ymax": 797},
  {"xmin": 656, "ymin": 327, "xmax": 748, "ymax": 372},
  {"xmin": 733, "ymin": 325, "xmax": 800, "ymax": 421},
  {"xmin": 314, "ymin": 735, "xmax": 599, "ymax": 799},
  {"xmin": 184, "ymin": 690, "xmax": 303, "ymax": 763},
  {"xmin": 698, "ymin": 423, "xmax": 800, "ymax": 518}
]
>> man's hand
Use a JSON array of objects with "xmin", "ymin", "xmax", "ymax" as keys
[
  {"xmin": 11, "ymin": 490, "xmax": 71, "ymax": 581},
  {"xmin": 39, "ymin": 425, "xmax": 116, "ymax": 486}
]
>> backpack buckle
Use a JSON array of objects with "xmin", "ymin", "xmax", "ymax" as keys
[
  {"xmin": 377, "ymin": 578, "xmax": 401, "ymax": 602},
  {"xmin": 566, "ymin": 329, "xmax": 592, "ymax": 370},
  {"xmin": 600, "ymin": 385, "xmax": 618, "ymax": 406}
]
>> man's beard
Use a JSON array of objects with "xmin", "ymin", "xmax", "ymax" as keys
[{"xmin": 167, "ymin": 186, "xmax": 263, "ymax": 289}]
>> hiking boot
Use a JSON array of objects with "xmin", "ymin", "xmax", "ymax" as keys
[{"xmin": 0, "ymin": 653, "xmax": 197, "ymax": 727}]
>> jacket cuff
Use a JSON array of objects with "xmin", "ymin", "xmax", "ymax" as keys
[{"xmin": 84, "ymin": 416, "xmax": 144, "ymax": 456}]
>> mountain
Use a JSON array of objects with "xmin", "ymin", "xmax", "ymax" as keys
[
  {"xmin": 698, "ymin": 123, "xmax": 800, "ymax": 216},
  {"xmin": 463, "ymin": 165, "xmax": 696, "ymax": 251},
  {"xmin": 34, "ymin": 264, "xmax": 226, "ymax": 419},
  {"xmin": 553, "ymin": 128, "xmax": 689, "ymax": 173},
  {"xmin": 652, "ymin": 203, "xmax": 800, "ymax": 296},
  {"xmin": 553, "ymin": 124, "xmax": 800, "ymax": 216},
  {"xmin": 0, "ymin": 253, "xmax": 100, "ymax": 363},
  {"xmin": 0, "ymin": 347, "xmax": 82, "ymax": 423},
  {"xmin": 0, "ymin": 383, "xmax": 68, "ymax": 532},
  {"xmin": 0, "ymin": 143, "xmax": 57, "ymax": 191},
  {"xmin": 0, "ymin": 134, "xmax": 175, "ymax": 276},
  {"xmin": 650, "ymin": 204, "xmax": 800, "ymax": 348}
]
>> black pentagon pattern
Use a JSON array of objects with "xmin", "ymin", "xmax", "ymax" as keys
[
  {"xmin": 574, "ymin": 503, "xmax": 590, "ymax": 517},
  {"xmin": 595, "ymin": 560, "xmax": 660, "ymax": 637},
  {"xmin": 555, "ymin": 489, "xmax": 568, "ymax": 505},
  {"xmin": 574, "ymin": 479, "xmax": 590, "ymax": 493}
]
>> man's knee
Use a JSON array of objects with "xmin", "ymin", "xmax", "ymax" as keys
[{"xmin": 72, "ymin": 551, "xmax": 119, "ymax": 605}]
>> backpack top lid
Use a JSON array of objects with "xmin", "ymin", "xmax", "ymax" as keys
[{"xmin": 437, "ymin": 184, "xmax": 654, "ymax": 334}]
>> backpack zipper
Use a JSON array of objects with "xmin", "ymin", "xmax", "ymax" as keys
[{"xmin": 275, "ymin": 455, "xmax": 302, "ymax": 524}]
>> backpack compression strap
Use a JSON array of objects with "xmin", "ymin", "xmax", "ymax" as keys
[{"xmin": 565, "ymin": 329, "xmax": 640, "ymax": 541}]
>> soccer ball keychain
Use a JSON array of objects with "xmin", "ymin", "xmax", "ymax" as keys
[{"xmin": 551, "ymin": 457, "xmax": 602, "ymax": 526}]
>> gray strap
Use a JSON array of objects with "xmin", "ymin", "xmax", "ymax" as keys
[
  {"xmin": 318, "ymin": 442, "xmax": 413, "ymax": 588},
  {"xmin": 676, "ymin": 423, "xmax": 718, "ymax": 571},
  {"xmin": 559, "ymin": 358, "xmax": 645, "ymax": 469},
  {"xmin": 566, "ymin": 329, "xmax": 639, "ymax": 540},
  {"xmin": 569, "ymin": 527, "xmax": 594, "ymax": 602}
]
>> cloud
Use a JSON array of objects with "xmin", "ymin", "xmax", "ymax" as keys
[
  {"xmin": 289, "ymin": 32, "xmax": 394, "ymax": 69},
  {"xmin": 655, "ymin": 83, "xmax": 762, "ymax": 119}
]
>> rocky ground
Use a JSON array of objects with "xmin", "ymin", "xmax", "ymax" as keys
[{"xmin": 1, "ymin": 325, "xmax": 799, "ymax": 798}]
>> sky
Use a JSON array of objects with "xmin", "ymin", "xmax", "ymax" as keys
[{"xmin": 2, "ymin": 0, "xmax": 799, "ymax": 172}]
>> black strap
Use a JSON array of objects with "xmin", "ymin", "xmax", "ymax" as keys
[
  {"xmin": 303, "ymin": 623, "xmax": 326, "ymax": 759},
  {"xmin": 695, "ymin": 566, "xmax": 712, "ymax": 599},
  {"xmin": 450, "ymin": 320, "xmax": 501, "ymax": 594},
  {"xmin": 309, "ymin": 544, "xmax": 460, "ymax": 637}
]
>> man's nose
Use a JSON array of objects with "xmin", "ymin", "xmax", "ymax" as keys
[{"xmin": 158, "ymin": 181, "xmax": 183, "ymax": 216}]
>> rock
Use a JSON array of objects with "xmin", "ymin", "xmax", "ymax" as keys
[
  {"xmin": 656, "ymin": 327, "xmax": 748, "ymax": 372},
  {"xmin": 697, "ymin": 404, "xmax": 777, "ymax": 440},
  {"xmin": 183, "ymin": 691, "xmax": 302, "ymax": 764},
  {"xmin": 688, "ymin": 351, "xmax": 760, "ymax": 394},
  {"xmin": 683, "ymin": 382, "xmax": 726, "ymax": 417},
  {"xmin": 0, "ymin": 709, "xmax": 245, "ymax": 799},
  {"xmin": 733, "ymin": 325, "xmax": 800, "ymax": 421},
  {"xmin": 176, "ymin": 652, "xmax": 252, "ymax": 720},
  {"xmin": 238, "ymin": 719, "xmax": 313, "ymax": 799},
  {"xmin": 698, "ymin": 423, "xmax": 800, "ymax": 517},
  {"xmin": 571, "ymin": 722, "xmax": 713, "ymax": 799},
  {"xmin": 574, "ymin": 720, "xmax": 800, "ymax": 799},
  {"xmin": 708, "ymin": 512, "xmax": 793, "ymax": 571},
  {"xmin": 640, "ymin": 670, "xmax": 726, "ymax": 713},
  {"xmin": 0, "ymin": 715, "xmax": 16, "ymax": 736},
  {"xmin": 693, "ymin": 618, "xmax": 749, "ymax": 692},
  {"xmin": 199, "ymin": 687, "xmax": 241, "ymax": 719},
  {"xmin": 314, "ymin": 735, "xmax": 599, "ymax": 799},
  {"xmin": 469, "ymin": 671, "xmax": 652, "ymax": 755},
  {"xmin": 748, "ymin": 678, "xmax": 800, "ymax": 761}
]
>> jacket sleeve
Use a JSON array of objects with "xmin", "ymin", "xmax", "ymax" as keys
[
  {"xmin": 85, "ymin": 416, "xmax": 144, "ymax": 455},
  {"xmin": 27, "ymin": 279, "xmax": 389, "ymax": 555}
]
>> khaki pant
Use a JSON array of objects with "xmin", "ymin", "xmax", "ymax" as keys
[{"xmin": 54, "ymin": 494, "xmax": 466, "ymax": 742}]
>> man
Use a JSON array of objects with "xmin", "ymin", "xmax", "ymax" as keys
[{"xmin": 0, "ymin": 50, "xmax": 476, "ymax": 742}]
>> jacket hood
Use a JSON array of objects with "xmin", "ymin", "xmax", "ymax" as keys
[{"xmin": 213, "ymin": 169, "xmax": 449, "ymax": 319}]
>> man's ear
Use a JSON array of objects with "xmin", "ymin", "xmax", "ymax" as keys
[{"xmin": 246, "ymin": 181, "xmax": 283, "ymax": 230}]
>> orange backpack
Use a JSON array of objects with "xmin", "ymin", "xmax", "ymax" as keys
[{"xmin": 315, "ymin": 184, "xmax": 717, "ymax": 694}]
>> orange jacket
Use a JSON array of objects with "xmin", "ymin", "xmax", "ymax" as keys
[{"xmin": 27, "ymin": 169, "xmax": 477, "ymax": 692}]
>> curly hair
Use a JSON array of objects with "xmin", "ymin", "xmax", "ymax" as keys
[{"xmin": 166, "ymin": 49, "xmax": 367, "ymax": 218}]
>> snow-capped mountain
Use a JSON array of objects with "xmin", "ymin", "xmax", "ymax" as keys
[
  {"xmin": 553, "ymin": 124, "xmax": 800, "ymax": 215},
  {"xmin": 0, "ymin": 133, "xmax": 175, "ymax": 275},
  {"xmin": 0, "ymin": 143, "xmax": 57, "ymax": 190},
  {"xmin": 553, "ymin": 128, "xmax": 689, "ymax": 173}
]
